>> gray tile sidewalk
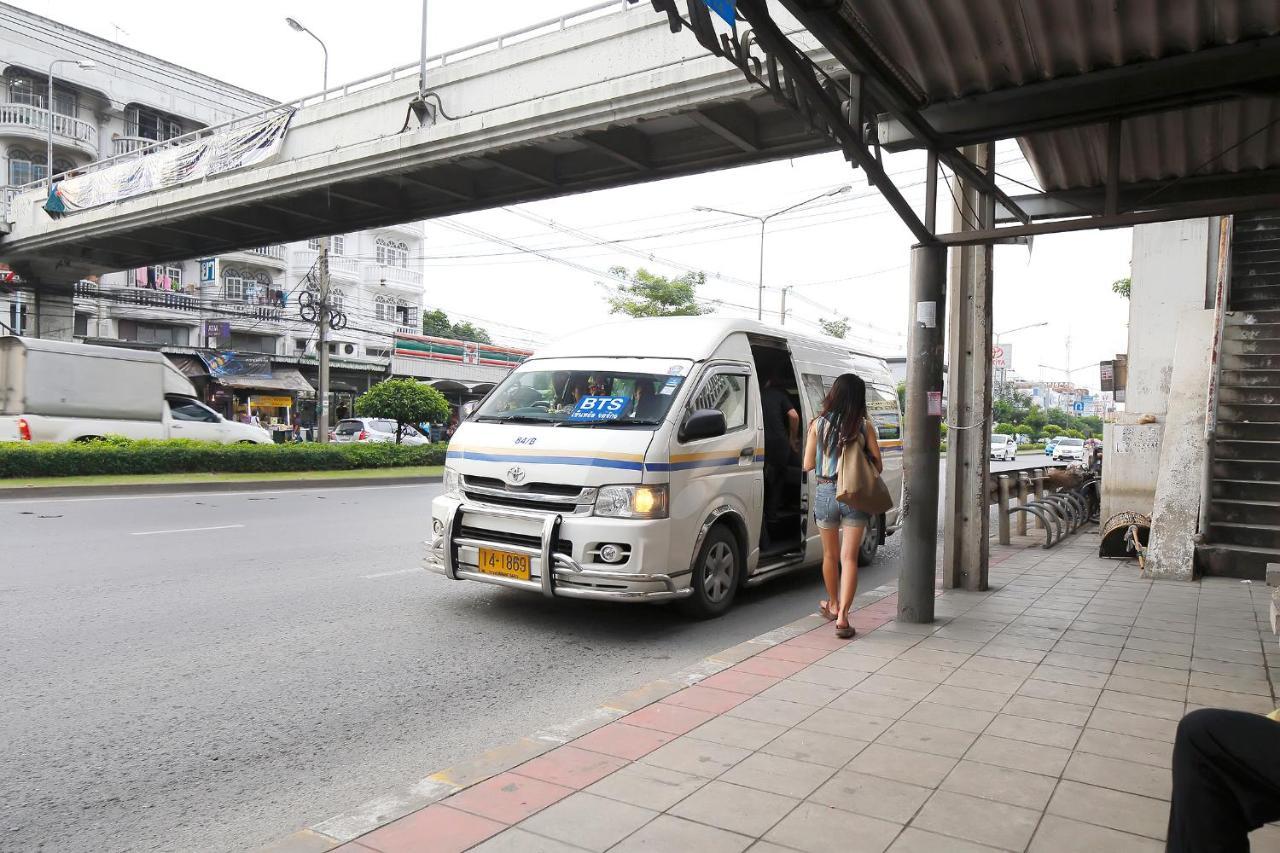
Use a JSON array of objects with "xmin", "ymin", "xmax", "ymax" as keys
[{"xmin": 327, "ymin": 534, "xmax": 1280, "ymax": 853}]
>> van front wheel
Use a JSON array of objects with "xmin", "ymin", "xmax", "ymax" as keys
[
  {"xmin": 681, "ymin": 526, "xmax": 740, "ymax": 619},
  {"xmin": 857, "ymin": 514, "xmax": 881, "ymax": 566}
]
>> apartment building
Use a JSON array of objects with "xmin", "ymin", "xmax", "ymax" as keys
[{"xmin": 0, "ymin": 3, "xmax": 426, "ymax": 421}]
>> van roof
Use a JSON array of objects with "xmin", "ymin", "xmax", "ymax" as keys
[{"xmin": 530, "ymin": 317, "xmax": 892, "ymax": 380}]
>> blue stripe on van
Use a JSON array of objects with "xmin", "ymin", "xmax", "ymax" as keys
[{"xmin": 445, "ymin": 449, "xmax": 645, "ymax": 471}]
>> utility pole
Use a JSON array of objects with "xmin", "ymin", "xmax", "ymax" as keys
[
  {"xmin": 780, "ymin": 286, "xmax": 790, "ymax": 325},
  {"xmin": 316, "ymin": 241, "xmax": 331, "ymax": 443}
]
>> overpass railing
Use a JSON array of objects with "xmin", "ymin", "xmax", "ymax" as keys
[{"xmin": 8, "ymin": 0, "xmax": 638, "ymax": 205}]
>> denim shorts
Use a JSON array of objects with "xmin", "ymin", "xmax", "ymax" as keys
[{"xmin": 813, "ymin": 481, "xmax": 870, "ymax": 529}]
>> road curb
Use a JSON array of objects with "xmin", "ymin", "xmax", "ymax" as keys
[
  {"xmin": 0, "ymin": 474, "xmax": 442, "ymax": 499},
  {"xmin": 262, "ymin": 582, "xmax": 901, "ymax": 852}
]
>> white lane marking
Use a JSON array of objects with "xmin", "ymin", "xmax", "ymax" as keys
[
  {"xmin": 362, "ymin": 568, "xmax": 420, "ymax": 579},
  {"xmin": 130, "ymin": 524, "xmax": 246, "ymax": 536},
  {"xmin": 6, "ymin": 483, "xmax": 436, "ymax": 506}
]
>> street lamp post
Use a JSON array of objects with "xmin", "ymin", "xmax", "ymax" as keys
[
  {"xmin": 993, "ymin": 321, "xmax": 1047, "ymax": 399},
  {"xmin": 46, "ymin": 58, "xmax": 95, "ymax": 193},
  {"xmin": 286, "ymin": 17, "xmax": 329, "ymax": 91},
  {"xmin": 696, "ymin": 185, "xmax": 850, "ymax": 322}
]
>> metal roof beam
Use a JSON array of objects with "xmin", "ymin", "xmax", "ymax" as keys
[
  {"xmin": 875, "ymin": 37, "xmax": 1280, "ymax": 150},
  {"xmin": 994, "ymin": 168, "xmax": 1280, "ymax": 222},
  {"xmin": 776, "ymin": 0, "xmax": 1030, "ymax": 225}
]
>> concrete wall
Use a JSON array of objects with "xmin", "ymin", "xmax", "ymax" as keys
[
  {"xmin": 1126, "ymin": 219, "xmax": 1213, "ymax": 414},
  {"xmin": 1101, "ymin": 219, "xmax": 1215, "ymax": 525},
  {"xmin": 1145, "ymin": 308, "xmax": 1215, "ymax": 579}
]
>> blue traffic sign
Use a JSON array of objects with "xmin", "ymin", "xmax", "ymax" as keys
[
  {"xmin": 1073, "ymin": 402, "xmax": 1085, "ymax": 413},
  {"xmin": 702, "ymin": 0, "xmax": 736, "ymax": 24}
]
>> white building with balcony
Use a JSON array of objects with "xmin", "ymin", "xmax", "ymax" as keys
[{"xmin": 0, "ymin": 2, "xmax": 426, "ymax": 371}]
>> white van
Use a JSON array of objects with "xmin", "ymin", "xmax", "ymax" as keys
[{"xmin": 425, "ymin": 317, "xmax": 903, "ymax": 617}]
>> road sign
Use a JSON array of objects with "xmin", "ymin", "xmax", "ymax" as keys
[
  {"xmin": 702, "ymin": 0, "xmax": 735, "ymax": 24},
  {"xmin": 1073, "ymin": 401, "xmax": 1085, "ymax": 413},
  {"xmin": 992, "ymin": 344, "xmax": 1012, "ymax": 370}
]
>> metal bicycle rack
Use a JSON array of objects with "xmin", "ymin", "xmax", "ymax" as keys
[{"xmin": 996, "ymin": 468, "xmax": 1100, "ymax": 550}]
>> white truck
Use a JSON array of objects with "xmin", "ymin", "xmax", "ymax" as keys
[{"xmin": 0, "ymin": 336, "xmax": 272, "ymax": 444}]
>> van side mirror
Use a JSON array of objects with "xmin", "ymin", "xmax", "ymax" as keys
[{"xmin": 681, "ymin": 408, "xmax": 726, "ymax": 442}]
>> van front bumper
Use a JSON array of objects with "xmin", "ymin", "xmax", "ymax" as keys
[{"xmin": 424, "ymin": 497, "xmax": 691, "ymax": 603}]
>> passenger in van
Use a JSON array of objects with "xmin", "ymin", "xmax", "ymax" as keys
[
  {"xmin": 631, "ymin": 379, "xmax": 664, "ymax": 421},
  {"xmin": 803, "ymin": 373, "xmax": 882, "ymax": 639},
  {"xmin": 761, "ymin": 369, "xmax": 800, "ymax": 532}
]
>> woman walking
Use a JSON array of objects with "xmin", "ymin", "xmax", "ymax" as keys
[{"xmin": 803, "ymin": 373, "xmax": 883, "ymax": 638}]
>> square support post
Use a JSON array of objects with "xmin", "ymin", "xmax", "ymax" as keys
[
  {"xmin": 942, "ymin": 144, "xmax": 994, "ymax": 591},
  {"xmin": 899, "ymin": 242, "xmax": 947, "ymax": 624}
]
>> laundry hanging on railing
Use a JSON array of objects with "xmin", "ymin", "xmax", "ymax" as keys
[{"xmin": 44, "ymin": 109, "xmax": 295, "ymax": 217}]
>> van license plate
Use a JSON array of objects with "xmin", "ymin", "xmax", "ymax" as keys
[{"xmin": 478, "ymin": 548, "xmax": 531, "ymax": 581}]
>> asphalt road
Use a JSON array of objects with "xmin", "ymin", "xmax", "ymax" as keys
[{"xmin": 0, "ymin": 456, "xmax": 1051, "ymax": 853}]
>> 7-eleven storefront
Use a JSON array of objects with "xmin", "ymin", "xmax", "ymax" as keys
[{"xmin": 390, "ymin": 334, "xmax": 531, "ymax": 430}]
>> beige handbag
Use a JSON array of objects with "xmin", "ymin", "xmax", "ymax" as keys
[{"xmin": 835, "ymin": 421, "xmax": 894, "ymax": 514}]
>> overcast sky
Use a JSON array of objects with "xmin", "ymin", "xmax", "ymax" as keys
[{"xmin": 11, "ymin": 0, "xmax": 1132, "ymax": 391}]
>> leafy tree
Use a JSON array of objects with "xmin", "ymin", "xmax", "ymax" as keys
[
  {"xmin": 1078, "ymin": 415, "xmax": 1103, "ymax": 435},
  {"xmin": 896, "ymin": 382, "xmax": 906, "ymax": 415},
  {"xmin": 1044, "ymin": 407, "xmax": 1071, "ymax": 428},
  {"xmin": 992, "ymin": 399, "xmax": 1017, "ymax": 424},
  {"xmin": 1064, "ymin": 428, "xmax": 1085, "ymax": 439},
  {"xmin": 1012, "ymin": 423, "xmax": 1032, "ymax": 440},
  {"xmin": 1042, "ymin": 424, "xmax": 1063, "ymax": 437},
  {"xmin": 421, "ymin": 308, "xmax": 452, "ymax": 337},
  {"xmin": 1112, "ymin": 276, "xmax": 1131, "ymax": 299},
  {"xmin": 420, "ymin": 309, "xmax": 493, "ymax": 344},
  {"xmin": 605, "ymin": 267, "xmax": 711, "ymax": 317},
  {"xmin": 450, "ymin": 321, "xmax": 492, "ymax": 344},
  {"xmin": 1024, "ymin": 404, "xmax": 1046, "ymax": 433},
  {"xmin": 819, "ymin": 318, "xmax": 849, "ymax": 339},
  {"xmin": 994, "ymin": 422, "xmax": 1016, "ymax": 435},
  {"xmin": 355, "ymin": 378, "xmax": 450, "ymax": 444}
]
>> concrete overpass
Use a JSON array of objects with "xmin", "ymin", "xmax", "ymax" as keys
[{"xmin": 0, "ymin": 1, "xmax": 839, "ymax": 287}]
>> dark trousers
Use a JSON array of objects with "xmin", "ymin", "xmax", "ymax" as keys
[{"xmin": 1168, "ymin": 708, "xmax": 1280, "ymax": 853}]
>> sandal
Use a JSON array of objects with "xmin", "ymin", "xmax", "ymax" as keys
[
  {"xmin": 835, "ymin": 622, "xmax": 856, "ymax": 639},
  {"xmin": 818, "ymin": 601, "xmax": 838, "ymax": 621}
]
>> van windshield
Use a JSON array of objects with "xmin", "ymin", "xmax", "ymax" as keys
[{"xmin": 474, "ymin": 358, "xmax": 693, "ymax": 428}]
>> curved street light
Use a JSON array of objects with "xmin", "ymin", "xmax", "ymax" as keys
[{"xmin": 286, "ymin": 17, "xmax": 329, "ymax": 92}]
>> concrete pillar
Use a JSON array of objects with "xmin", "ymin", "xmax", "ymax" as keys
[
  {"xmin": 942, "ymin": 144, "xmax": 993, "ymax": 591},
  {"xmin": 899, "ymin": 242, "xmax": 947, "ymax": 624},
  {"xmin": 1017, "ymin": 474, "xmax": 1030, "ymax": 536},
  {"xmin": 997, "ymin": 475, "xmax": 1012, "ymax": 545},
  {"xmin": 33, "ymin": 289, "xmax": 75, "ymax": 341}
]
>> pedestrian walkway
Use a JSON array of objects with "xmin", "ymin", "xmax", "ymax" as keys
[{"xmin": 298, "ymin": 533, "xmax": 1280, "ymax": 852}]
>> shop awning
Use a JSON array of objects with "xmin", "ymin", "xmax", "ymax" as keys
[
  {"xmin": 212, "ymin": 366, "xmax": 314, "ymax": 393},
  {"xmin": 165, "ymin": 354, "xmax": 208, "ymax": 379}
]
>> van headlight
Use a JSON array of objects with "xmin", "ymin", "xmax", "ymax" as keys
[
  {"xmin": 443, "ymin": 467, "xmax": 462, "ymax": 498},
  {"xmin": 595, "ymin": 484, "xmax": 668, "ymax": 519}
]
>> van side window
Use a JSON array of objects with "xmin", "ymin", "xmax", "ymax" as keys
[
  {"xmin": 868, "ymin": 385, "xmax": 901, "ymax": 440},
  {"xmin": 692, "ymin": 373, "xmax": 748, "ymax": 432},
  {"xmin": 800, "ymin": 374, "xmax": 827, "ymax": 420},
  {"xmin": 167, "ymin": 397, "xmax": 218, "ymax": 423}
]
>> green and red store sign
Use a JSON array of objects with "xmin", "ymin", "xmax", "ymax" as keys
[{"xmin": 393, "ymin": 333, "xmax": 530, "ymax": 369}]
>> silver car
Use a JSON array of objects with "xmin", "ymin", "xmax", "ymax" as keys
[
  {"xmin": 333, "ymin": 418, "xmax": 430, "ymax": 445},
  {"xmin": 1052, "ymin": 437, "xmax": 1085, "ymax": 461},
  {"xmin": 990, "ymin": 435, "xmax": 1017, "ymax": 461}
]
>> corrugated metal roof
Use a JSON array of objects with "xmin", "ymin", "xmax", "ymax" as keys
[
  {"xmin": 839, "ymin": 0, "xmax": 1280, "ymax": 104},
  {"xmin": 837, "ymin": 0, "xmax": 1280, "ymax": 192}
]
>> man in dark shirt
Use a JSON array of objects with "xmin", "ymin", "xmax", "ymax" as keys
[{"xmin": 761, "ymin": 370, "xmax": 799, "ymax": 538}]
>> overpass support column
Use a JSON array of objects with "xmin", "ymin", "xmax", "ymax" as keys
[
  {"xmin": 943, "ymin": 145, "xmax": 994, "ymax": 591},
  {"xmin": 32, "ymin": 288, "xmax": 75, "ymax": 341},
  {"xmin": 899, "ymin": 242, "xmax": 947, "ymax": 623}
]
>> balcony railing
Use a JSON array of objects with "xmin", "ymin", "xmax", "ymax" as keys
[
  {"xmin": 112, "ymin": 136, "xmax": 169, "ymax": 157},
  {"xmin": 213, "ymin": 299, "xmax": 283, "ymax": 323},
  {"xmin": 0, "ymin": 103, "xmax": 97, "ymax": 153},
  {"xmin": 74, "ymin": 280, "xmax": 200, "ymax": 312},
  {"xmin": 365, "ymin": 263, "xmax": 424, "ymax": 289},
  {"xmin": 247, "ymin": 244, "xmax": 288, "ymax": 261}
]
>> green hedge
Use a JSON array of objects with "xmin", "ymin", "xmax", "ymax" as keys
[{"xmin": 0, "ymin": 438, "xmax": 447, "ymax": 479}]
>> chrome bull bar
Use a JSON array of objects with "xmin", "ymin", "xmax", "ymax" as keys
[{"xmin": 430, "ymin": 501, "xmax": 689, "ymax": 601}]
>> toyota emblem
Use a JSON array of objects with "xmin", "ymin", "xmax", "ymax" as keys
[{"xmin": 506, "ymin": 466, "xmax": 527, "ymax": 485}]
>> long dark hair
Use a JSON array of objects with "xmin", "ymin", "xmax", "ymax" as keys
[{"xmin": 819, "ymin": 373, "xmax": 868, "ymax": 454}]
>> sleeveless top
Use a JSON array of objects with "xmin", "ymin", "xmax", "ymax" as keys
[{"xmin": 814, "ymin": 414, "xmax": 867, "ymax": 479}]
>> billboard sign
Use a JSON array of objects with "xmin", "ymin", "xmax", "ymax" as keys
[{"xmin": 992, "ymin": 344, "xmax": 1012, "ymax": 370}]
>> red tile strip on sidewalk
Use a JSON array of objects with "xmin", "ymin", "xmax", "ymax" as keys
[{"xmin": 334, "ymin": 593, "xmax": 901, "ymax": 853}]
